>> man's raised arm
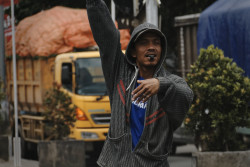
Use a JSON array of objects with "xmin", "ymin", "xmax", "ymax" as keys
[
  {"xmin": 86, "ymin": 0, "xmax": 125, "ymax": 95},
  {"xmin": 86, "ymin": 0, "xmax": 120, "ymax": 55}
]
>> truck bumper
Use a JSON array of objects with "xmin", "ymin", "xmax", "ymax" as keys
[{"xmin": 69, "ymin": 128, "xmax": 109, "ymax": 142}]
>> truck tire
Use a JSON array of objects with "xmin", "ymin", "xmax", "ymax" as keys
[
  {"xmin": 18, "ymin": 125, "xmax": 38, "ymax": 160},
  {"xmin": 170, "ymin": 143, "xmax": 177, "ymax": 155},
  {"xmin": 18, "ymin": 125, "xmax": 28, "ymax": 159},
  {"xmin": 85, "ymin": 141, "xmax": 104, "ymax": 167}
]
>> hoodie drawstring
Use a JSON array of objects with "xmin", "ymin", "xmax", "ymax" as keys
[{"xmin": 126, "ymin": 66, "xmax": 139, "ymax": 91}]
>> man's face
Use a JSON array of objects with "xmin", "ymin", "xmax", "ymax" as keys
[{"xmin": 132, "ymin": 31, "xmax": 162, "ymax": 69}]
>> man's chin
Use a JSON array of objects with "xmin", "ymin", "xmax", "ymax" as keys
[{"xmin": 144, "ymin": 63, "xmax": 157, "ymax": 68}]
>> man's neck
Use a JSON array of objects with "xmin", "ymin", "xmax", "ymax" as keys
[{"xmin": 138, "ymin": 66, "xmax": 155, "ymax": 79}]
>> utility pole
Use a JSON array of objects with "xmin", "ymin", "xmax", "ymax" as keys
[
  {"xmin": 111, "ymin": 0, "xmax": 116, "ymax": 23},
  {"xmin": 146, "ymin": 0, "xmax": 159, "ymax": 27},
  {"xmin": 10, "ymin": 0, "xmax": 21, "ymax": 166},
  {"xmin": 0, "ymin": 5, "xmax": 5, "ymax": 82}
]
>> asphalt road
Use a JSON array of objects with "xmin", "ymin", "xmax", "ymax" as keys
[
  {"xmin": 80, "ymin": 144, "xmax": 198, "ymax": 167},
  {"xmin": 0, "ymin": 158, "xmax": 39, "ymax": 167},
  {"xmin": 0, "ymin": 144, "xmax": 197, "ymax": 167}
]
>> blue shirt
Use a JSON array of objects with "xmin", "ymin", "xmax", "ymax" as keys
[{"xmin": 130, "ymin": 76, "xmax": 147, "ymax": 150}]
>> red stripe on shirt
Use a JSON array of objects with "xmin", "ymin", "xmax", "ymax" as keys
[
  {"xmin": 117, "ymin": 84, "xmax": 125, "ymax": 105},
  {"xmin": 146, "ymin": 108, "xmax": 164, "ymax": 121},
  {"xmin": 146, "ymin": 111, "xmax": 166, "ymax": 126},
  {"xmin": 120, "ymin": 80, "xmax": 126, "ymax": 94}
]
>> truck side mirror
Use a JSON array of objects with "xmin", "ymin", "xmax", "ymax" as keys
[{"xmin": 61, "ymin": 64, "xmax": 72, "ymax": 90}]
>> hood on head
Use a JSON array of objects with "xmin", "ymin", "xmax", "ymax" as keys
[{"xmin": 125, "ymin": 22, "xmax": 167, "ymax": 71}]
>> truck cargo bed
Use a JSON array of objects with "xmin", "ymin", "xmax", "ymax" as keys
[{"xmin": 6, "ymin": 57, "xmax": 55, "ymax": 113}]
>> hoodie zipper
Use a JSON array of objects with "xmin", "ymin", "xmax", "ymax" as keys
[
  {"xmin": 125, "ymin": 63, "xmax": 162, "ymax": 152},
  {"xmin": 126, "ymin": 66, "xmax": 154, "ymax": 152}
]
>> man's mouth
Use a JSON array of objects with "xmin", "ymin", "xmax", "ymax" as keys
[{"xmin": 146, "ymin": 54, "xmax": 156, "ymax": 61}]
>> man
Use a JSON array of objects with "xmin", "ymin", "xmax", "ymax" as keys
[{"xmin": 86, "ymin": 0, "xmax": 193, "ymax": 166}]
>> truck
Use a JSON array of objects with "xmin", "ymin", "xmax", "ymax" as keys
[{"xmin": 6, "ymin": 50, "xmax": 110, "ymax": 158}]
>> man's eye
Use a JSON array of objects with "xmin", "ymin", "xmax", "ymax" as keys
[
  {"xmin": 139, "ymin": 40, "xmax": 148, "ymax": 45},
  {"xmin": 154, "ymin": 40, "xmax": 161, "ymax": 45}
]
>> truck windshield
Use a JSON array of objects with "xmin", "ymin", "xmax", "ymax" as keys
[{"xmin": 75, "ymin": 58, "xmax": 107, "ymax": 95}]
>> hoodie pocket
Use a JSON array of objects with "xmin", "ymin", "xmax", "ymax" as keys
[
  {"xmin": 107, "ymin": 133, "xmax": 131, "ymax": 154},
  {"xmin": 98, "ymin": 133, "xmax": 131, "ymax": 167},
  {"xmin": 142, "ymin": 142, "xmax": 169, "ymax": 161},
  {"xmin": 107, "ymin": 133, "xmax": 127, "ymax": 142}
]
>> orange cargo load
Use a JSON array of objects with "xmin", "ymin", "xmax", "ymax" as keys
[{"xmin": 6, "ymin": 6, "xmax": 130, "ymax": 57}]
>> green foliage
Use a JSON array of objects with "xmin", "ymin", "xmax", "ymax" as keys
[
  {"xmin": 43, "ymin": 83, "xmax": 76, "ymax": 140},
  {"xmin": 185, "ymin": 45, "xmax": 250, "ymax": 151}
]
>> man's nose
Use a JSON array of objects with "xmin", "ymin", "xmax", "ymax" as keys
[{"xmin": 148, "ymin": 43, "xmax": 156, "ymax": 51}]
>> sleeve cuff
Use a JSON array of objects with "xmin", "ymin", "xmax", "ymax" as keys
[{"xmin": 156, "ymin": 77, "xmax": 171, "ymax": 93}]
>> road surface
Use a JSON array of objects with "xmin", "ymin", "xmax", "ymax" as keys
[{"xmin": 0, "ymin": 144, "xmax": 198, "ymax": 167}]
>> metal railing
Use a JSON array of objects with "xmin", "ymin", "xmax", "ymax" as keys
[{"xmin": 175, "ymin": 13, "xmax": 200, "ymax": 78}]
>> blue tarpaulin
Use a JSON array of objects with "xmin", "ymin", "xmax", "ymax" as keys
[{"xmin": 197, "ymin": 0, "xmax": 250, "ymax": 77}]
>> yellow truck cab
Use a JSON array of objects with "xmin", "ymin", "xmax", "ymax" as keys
[{"xmin": 54, "ymin": 51, "xmax": 110, "ymax": 142}]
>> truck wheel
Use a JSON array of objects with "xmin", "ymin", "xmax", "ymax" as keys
[
  {"xmin": 18, "ymin": 125, "xmax": 28, "ymax": 159},
  {"xmin": 21, "ymin": 137, "xmax": 32, "ymax": 159},
  {"xmin": 170, "ymin": 143, "xmax": 177, "ymax": 155},
  {"xmin": 19, "ymin": 131, "xmax": 38, "ymax": 159},
  {"xmin": 86, "ymin": 141, "xmax": 104, "ymax": 167}
]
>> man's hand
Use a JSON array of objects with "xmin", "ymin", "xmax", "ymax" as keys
[{"xmin": 132, "ymin": 78, "xmax": 160, "ymax": 103}]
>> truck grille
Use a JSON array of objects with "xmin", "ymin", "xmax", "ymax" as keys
[{"xmin": 91, "ymin": 113, "xmax": 111, "ymax": 125}]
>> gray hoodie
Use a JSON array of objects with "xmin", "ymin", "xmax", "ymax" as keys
[{"xmin": 86, "ymin": 0, "xmax": 193, "ymax": 166}]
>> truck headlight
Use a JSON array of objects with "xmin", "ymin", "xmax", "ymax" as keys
[{"xmin": 76, "ymin": 108, "xmax": 88, "ymax": 121}]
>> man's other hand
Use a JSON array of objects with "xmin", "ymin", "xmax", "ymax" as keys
[{"xmin": 132, "ymin": 78, "xmax": 160, "ymax": 103}]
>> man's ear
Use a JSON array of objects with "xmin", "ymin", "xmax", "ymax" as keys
[{"xmin": 131, "ymin": 48, "xmax": 136, "ymax": 58}]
